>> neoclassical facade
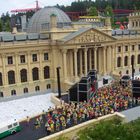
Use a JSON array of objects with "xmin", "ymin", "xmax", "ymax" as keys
[{"xmin": 0, "ymin": 7, "xmax": 140, "ymax": 97}]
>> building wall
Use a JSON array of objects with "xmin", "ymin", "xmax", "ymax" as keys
[
  {"xmin": 0, "ymin": 40, "xmax": 54, "ymax": 97},
  {"xmin": 0, "ymin": 29, "xmax": 140, "ymax": 97}
]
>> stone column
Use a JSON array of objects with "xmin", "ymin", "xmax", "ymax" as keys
[
  {"xmin": 80, "ymin": 49, "xmax": 83, "ymax": 75},
  {"xmin": 107, "ymin": 46, "xmax": 112, "ymax": 73},
  {"xmin": 122, "ymin": 46, "xmax": 124, "ymax": 68},
  {"xmin": 62, "ymin": 49, "xmax": 67, "ymax": 81},
  {"xmin": 103, "ymin": 47, "xmax": 106, "ymax": 74},
  {"xmin": 111, "ymin": 46, "xmax": 115, "ymax": 71},
  {"xmin": 128, "ymin": 45, "xmax": 131, "ymax": 69},
  {"xmin": 135, "ymin": 45, "xmax": 137, "ymax": 66},
  {"xmin": 98, "ymin": 48, "xmax": 101, "ymax": 74},
  {"xmin": 84, "ymin": 48, "xmax": 88, "ymax": 75},
  {"xmin": 15, "ymin": 53, "xmax": 20, "ymax": 84},
  {"xmin": 39, "ymin": 51, "xmax": 43, "ymax": 81},
  {"xmin": 89, "ymin": 49, "xmax": 92, "ymax": 70},
  {"xmin": 94, "ymin": 47, "xmax": 97, "ymax": 70},
  {"xmin": 2, "ymin": 55, "xmax": 7, "ymax": 86},
  {"xmin": 69, "ymin": 50, "xmax": 73, "ymax": 77},
  {"xmin": 74, "ymin": 49, "xmax": 78, "ymax": 80},
  {"xmin": 27, "ymin": 52, "xmax": 32, "ymax": 82}
]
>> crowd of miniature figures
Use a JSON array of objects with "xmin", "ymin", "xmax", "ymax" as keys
[{"xmin": 30, "ymin": 81, "xmax": 140, "ymax": 135}]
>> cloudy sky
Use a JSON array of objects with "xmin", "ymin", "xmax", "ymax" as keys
[{"xmin": 0, "ymin": 0, "xmax": 75, "ymax": 16}]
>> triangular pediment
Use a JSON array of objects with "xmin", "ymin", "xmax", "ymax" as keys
[{"xmin": 62, "ymin": 27, "xmax": 116, "ymax": 44}]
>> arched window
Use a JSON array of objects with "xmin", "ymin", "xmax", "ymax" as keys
[
  {"xmin": 124, "ymin": 56, "xmax": 128, "ymax": 66},
  {"xmin": 0, "ymin": 92, "xmax": 3, "ymax": 97},
  {"xmin": 8, "ymin": 70, "xmax": 15, "ymax": 85},
  {"xmin": 138, "ymin": 54, "xmax": 140, "ymax": 64},
  {"xmin": 47, "ymin": 84, "xmax": 51, "ymax": 89},
  {"xmin": 23, "ymin": 88, "xmax": 28, "ymax": 93},
  {"xmin": 11, "ymin": 90, "xmax": 16, "ymax": 96},
  {"xmin": 117, "ymin": 57, "xmax": 121, "ymax": 67},
  {"xmin": 44, "ymin": 66, "xmax": 50, "ymax": 79},
  {"xmin": 32, "ymin": 67, "xmax": 39, "ymax": 81},
  {"xmin": 0, "ymin": 72, "xmax": 3, "ymax": 86},
  {"xmin": 20, "ymin": 69, "xmax": 27, "ymax": 83},
  {"xmin": 35, "ymin": 86, "xmax": 40, "ymax": 91},
  {"xmin": 131, "ymin": 55, "xmax": 135, "ymax": 65}
]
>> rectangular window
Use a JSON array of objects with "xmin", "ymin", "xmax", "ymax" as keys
[
  {"xmin": 8, "ymin": 125, "xmax": 12, "ymax": 129},
  {"xmin": 13, "ymin": 123, "xmax": 17, "ymax": 126},
  {"xmin": 20, "ymin": 55, "xmax": 25, "ymax": 63},
  {"xmin": 125, "ymin": 46, "xmax": 128, "ymax": 51},
  {"xmin": 118, "ymin": 46, "xmax": 121, "ymax": 52},
  {"xmin": 44, "ymin": 53, "xmax": 48, "ymax": 60},
  {"xmin": 7, "ymin": 56, "xmax": 13, "ymax": 64},
  {"xmin": 32, "ymin": 54, "xmax": 37, "ymax": 62}
]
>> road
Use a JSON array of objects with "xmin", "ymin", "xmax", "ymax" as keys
[{"xmin": 2, "ymin": 115, "xmax": 48, "ymax": 140}]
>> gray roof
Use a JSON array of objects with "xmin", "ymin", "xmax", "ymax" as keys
[
  {"xmin": 27, "ymin": 7, "xmax": 71, "ymax": 33},
  {"xmin": 1, "ymin": 35, "xmax": 14, "ymax": 42},
  {"xmin": 112, "ymin": 29, "xmax": 138, "ymax": 36},
  {"xmin": 15, "ymin": 34, "xmax": 27, "ymax": 41},
  {"xmin": 0, "ymin": 33, "xmax": 49, "ymax": 42},
  {"xmin": 62, "ymin": 27, "xmax": 92, "ymax": 42},
  {"xmin": 28, "ymin": 33, "xmax": 39, "ymax": 40}
]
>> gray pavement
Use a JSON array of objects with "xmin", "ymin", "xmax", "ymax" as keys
[{"xmin": 121, "ymin": 106, "xmax": 140, "ymax": 122}]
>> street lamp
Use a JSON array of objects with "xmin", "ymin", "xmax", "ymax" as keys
[{"xmin": 56, "ymin": 67, "xmax": 61, "ymax": 98}]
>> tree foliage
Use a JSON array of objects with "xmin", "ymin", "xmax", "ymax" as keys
[
  {"xmin": 105, "ymin": 5, "xmax": 113, "ymax": 17},
  {"xmin": 88, "ymin": 6, "xmax": 98, "ymax": 16}
]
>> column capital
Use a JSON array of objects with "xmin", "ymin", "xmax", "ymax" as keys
[
  {"xmin": 94, "ymin": 47, "xmax": 98, "ymax": 51},
  {"xmin": 103, "ymin": 46, "xmax": 107, "ymax": 50},
  {"xmin": 111, "ymin": 45, "xmax": 114, "ymax": 49},
  {"xmin": 74, "ymin": 48, "xmax": 78, "ymax": 53},
  {"xmin": 14, "ymin": 52, "xmax": 19, "ymax": 56},
  {"xmin": 1, "ymin": 54, "xmax": 5, "ymax": 58},
  {"xmin": 27, "ymin": 51, "xmax": 31, "ymax": 55},
  {"xmin": 84, "ymin": 48, "xmax": 88, "ymax": 52},
  {"xmin": 62, "ymin": 49, "xmax": 67, "ymax": 54}
]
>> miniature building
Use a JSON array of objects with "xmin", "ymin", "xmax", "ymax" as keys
[{"xmin": 0, "ymin": 7, "xmax": 140, "ymax": 97}]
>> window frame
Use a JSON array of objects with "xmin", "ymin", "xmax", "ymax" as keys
[
  {"xmin": 32, "ymin": 54, "xmax": 37, "ymax": 62},
  {"xmin": 7, "ymin": 56, "xmax": 13, "ymax": 65},
  {"xmin": 20, "ymin": 55, "xmax": 26, "ymax": 63}
]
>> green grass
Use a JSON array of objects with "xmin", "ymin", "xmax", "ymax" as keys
[{"xmin": 57, "ymin": 118, "xmax": 140, "ymax": 140}]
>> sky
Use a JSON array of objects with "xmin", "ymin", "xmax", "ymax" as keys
[{"xmin": 0, "ymin": 0, "xmax": 76, "ymax": 16}]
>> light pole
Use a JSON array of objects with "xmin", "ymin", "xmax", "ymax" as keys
[
  {"xmin": 56, "ymin": 67, "xmax": 61, "ymax": 98},
  {"xmin": 131, "ymin": 57, "xmax": 134, "ymax": 80}
]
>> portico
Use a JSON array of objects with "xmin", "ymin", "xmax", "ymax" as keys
[{"xmin": 61, "ymin": 43, "xmax": 115, "ymax": 82}]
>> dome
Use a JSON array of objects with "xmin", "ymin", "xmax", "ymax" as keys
[{"xmin": 27, "ymin": 7, "xmax": 71, "ymax": 33}]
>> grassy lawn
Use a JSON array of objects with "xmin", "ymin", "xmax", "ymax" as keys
[{"xmin": 57, "ymin": 118, "xmax": 140, "ymax": 140}]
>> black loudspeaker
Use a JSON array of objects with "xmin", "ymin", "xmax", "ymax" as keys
[
  {"xmin": 69, "ymin": 83, "xmax": 78, "ymax": 102},
  {"xmin": 103, "ymin": 78, "xmax": 108, "ymax": 85},
  {"xmin": 132, "ymin": 80, "xmax": 140, "ymax": 98},
  {"xmin": 78, "ymin": 76, "xmax": 91, "ymax": 102}
]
